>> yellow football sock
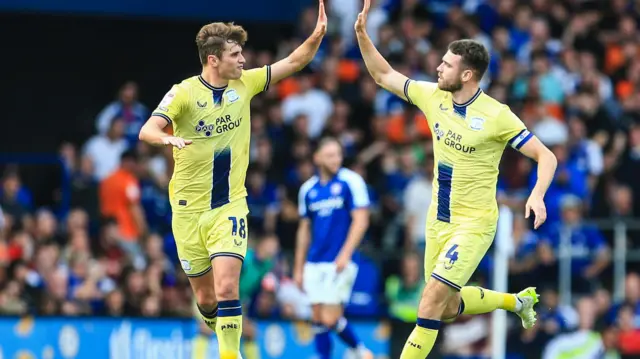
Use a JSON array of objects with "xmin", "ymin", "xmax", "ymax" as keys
[
  {"xmin": 460, "ymin": 286, "xmax": 518, "ymax": 314},
  {"xmin": 399, "ymin": 318, "xmax": 441, "ymax": 359},
  {"xmin": 243, "ymin": 340, "xmax": 260, "ymax": 359},
  {"xmin": 197, "ymin": 304, "xmax": 218, "ymax": 333},
  {"xmin": 216, "ymin": 300, "xmax": 243, "ymax": 359}
]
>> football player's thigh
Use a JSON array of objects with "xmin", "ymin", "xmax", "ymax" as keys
[
  {"xmin": 303, "ymin": 262, "xmax": 332, "ymax": 304},
  {"xmin": 424, "ymin": 220, "xmax": 445, "ymax": 281},
  {"xmin": 431, "ymin": 226, "xmax": 496, "ymax": 291},
  {"xmin": 172, "ymin": 212, "xmax": 212, "ymax": 277},
  {"xmin": 203, "ymin": 200, "xmax": 250, "ymax": 262}
]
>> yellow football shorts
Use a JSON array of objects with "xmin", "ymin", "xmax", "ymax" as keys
[
  {"xmin": 424, "ymin": 219, "xmax": 496, "ymax": 291},
  {"xmin": 172, "ymin": 198, "xmax": 249, "ymax": 277}
]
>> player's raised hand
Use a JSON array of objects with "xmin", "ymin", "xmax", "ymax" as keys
[
  {"xmin": 314, "ymin": 0, "xmax": 327, "ymax": 36},
  {"xmin": 525, "ymin": 194, "xmax": 547, "ymax": 230},
  {"xmin": 162, "ymin": 136, "xmax": 193, "ymax": 149},
  {"xmin": 354, "ymin": 0, "xmax": 370, "ymax": 34}
]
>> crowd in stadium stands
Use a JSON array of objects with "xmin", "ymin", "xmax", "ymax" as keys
[{"xmin": 2, "ymin": 0, "xmax": 640, "ymax": 357}]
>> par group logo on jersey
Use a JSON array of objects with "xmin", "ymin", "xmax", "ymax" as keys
[
  {"xmin": 469, "ymin": 117, "xmax": 485, "ymax": 131},
  {"xmin": 226, "ymin": 89, "xmax": 240, "ymax": 103}
]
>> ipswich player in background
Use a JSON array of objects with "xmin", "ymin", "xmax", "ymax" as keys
[
  {"xmin": 138, "ymin": 2, "xmax": 327, "ymax": 358},
  {"xmin": 294, "ymin": 138, "xmax": 374, "ymax": 359},
  {"xmin": 355, "ymin": 0, "xmax": 558, "ymax": 358}
]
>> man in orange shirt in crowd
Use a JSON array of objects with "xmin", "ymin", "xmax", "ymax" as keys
[{"xmin": 99, "ymin": 150, "xmax": 147, "ymax": 262}]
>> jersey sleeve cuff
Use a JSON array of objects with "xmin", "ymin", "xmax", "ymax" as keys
[
  {"xmin": 508, "ymin": 129, "xmax": 533, "ymax": 150},
  {"xmin": 352, "ymin": 204, "xmax": 370, "ymax": 210},
  {"xmin": 404, "ymin": 79, "xmax": 413, "ymax": 105},
  {"xmin": 152, "ymin": 112, "xmax": 172, "ymax": 124},
  {"xmin": 264, "ymin": 65, "xmax": 272, "ymax": 92}
]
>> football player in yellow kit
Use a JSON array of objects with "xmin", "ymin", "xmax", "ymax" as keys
[
  {"xmin": 139, "ymin": 2, "xmax": 328, "ymax": 358},
  {"xmin": 355, "ymin": 0, "xmax": 558, "ymax": 357}
]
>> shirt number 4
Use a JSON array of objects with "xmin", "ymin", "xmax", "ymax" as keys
[{"xmin": 444, "ymin": 244, "xmax": 459, "ymax": 270}]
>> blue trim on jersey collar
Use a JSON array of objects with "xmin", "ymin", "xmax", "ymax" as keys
[
  {"xmin": 198, "ymin": 75, "xmax": 228, "ymax": 91},
  {"xmin": 452, "ymin": 88, "xmax": 482, "ymax": 107}
]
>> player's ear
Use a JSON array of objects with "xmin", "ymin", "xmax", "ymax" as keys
[
  {"xmin": 461, "ymin": 69, "xmax": 474, "ymax": 82},
  {"xmin": 207, "ymin": 54, "xmax": 219, "ymax": 67}
]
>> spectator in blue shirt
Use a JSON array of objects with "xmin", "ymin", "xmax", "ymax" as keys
[
  {"xmin": 95, "ymin": 81, "xmax": 148, "ymax": 148},
  {"xmin": 538, "ymin": 286, "xmax": 579, "ymax": 336},
  {"xmin": 607, "ymin": 272, "xmax": 640, "ymax": 329},
  {"xmin": 538, "ymin": 195, "xmax": 611, "ymax": 294}
]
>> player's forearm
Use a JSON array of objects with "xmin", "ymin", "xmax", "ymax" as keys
[
  {"xmin": 355, "ymin": 29, "xmax": 393, "ymax": 84},
  {"xmin": 294, "ymin": 223, "xmax": 311, "ymax": 271},
  {"xmin": 287, "ymin": 31, "xmax": 324, "ymax": 71},
  {"xmin": 339, "ymin": 211, "xmax": 369, "ymax": 259},
  {"xmin": 139, "ymin": 120, "xmax": 170, "ymax": 146},
  {"xmin": 532, "ymin": 151, "xmax": 558, "ymax": 198}
]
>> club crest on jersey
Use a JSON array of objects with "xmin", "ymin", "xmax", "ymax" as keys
[
  {"xmin": 226, "ymin": 89, "xmax": 240, "ymax": 103},
  {"xmin": 196, "ymin": 100, "xmax": 207, "ymax": 109},
  {"xmin": 330, "ymin": 183, "xmax": 342, "ymax": 195},
  {"xmin": 469, "ymin": 117, "xmax": 485, "ymax": 131}
]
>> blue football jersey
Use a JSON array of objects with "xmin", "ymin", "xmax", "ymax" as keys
[{"xmin": 298, "ymin": 168, "xmax": 370, "ymax": 263}]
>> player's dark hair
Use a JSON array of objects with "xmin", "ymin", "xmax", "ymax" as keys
[
  {"xmin": 448, "ymin": 39, "xmax": 490, "ymax": 81},
  {"xmin": 196, "ymin": 22, "xmax": 248, "ymax": 65}
]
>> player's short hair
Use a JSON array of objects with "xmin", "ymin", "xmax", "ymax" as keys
[
  {"xmin": 315, "ymin": 137, "xmax": 342, "ymax": 153},
  {"xmin": 448, "ymin": 39, "xmax": 490, "ymax": 81},
  {"xmin": 196, "ymin": 22, "xmax": 248, "ymax": 65}
]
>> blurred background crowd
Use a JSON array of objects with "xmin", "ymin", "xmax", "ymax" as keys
[{"xmin": 3, "ymin": 0, "xmax": 640, "ymax": 358}]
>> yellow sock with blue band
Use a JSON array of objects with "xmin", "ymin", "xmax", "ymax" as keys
[
  {"xmin": 216, "ymin": 300, "xmax": 243, "ymax": 359},
  {"xmin": 399, "ymin": 318, "xmax": 441, "ymax": 358}
]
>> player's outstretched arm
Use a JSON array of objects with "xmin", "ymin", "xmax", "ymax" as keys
[
  {"xmin": 355, "ymin": 0, "xmax": 410, "ymax": 101},
  {"xmin": 293, "ymin": 218, "xmax": 311, "ymax": 289},
  {"xmin": 139, "ymin": 116, "xmax": 192, "ymax": 149},
  {"xmin": 269, "ymin": 0, "xmax": 327, "ymax": 85},
  {"xmin": 519, "ymin": 137, "xmax": 558, "ymax": 229}
]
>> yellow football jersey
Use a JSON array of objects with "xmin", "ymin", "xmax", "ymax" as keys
[
  {"xmin": 152, "ymin": 66, "xmax": 271, "ymax": 213},
  {"xmin": 405, "ymin": 80, "xmax": 532, "ymax": 225}
]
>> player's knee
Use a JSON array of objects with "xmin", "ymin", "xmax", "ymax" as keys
[
  {"xmin": 320, "ymin": 313, "xmax": 339, "ymax": 329},
  {"xmin": 419, "ymin": 279, "xmax": 456, "ymax": 317},
  {"xmin": 443, "ymin": 293, "xmax": 462, "ymax": 320},
  {"xmin": 214, "ymin": 277, "xmax": 239, "ymax": 300},
  {"xmin": 194, "ymin": 287, "xmax": 217, "ymax": 310}
]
